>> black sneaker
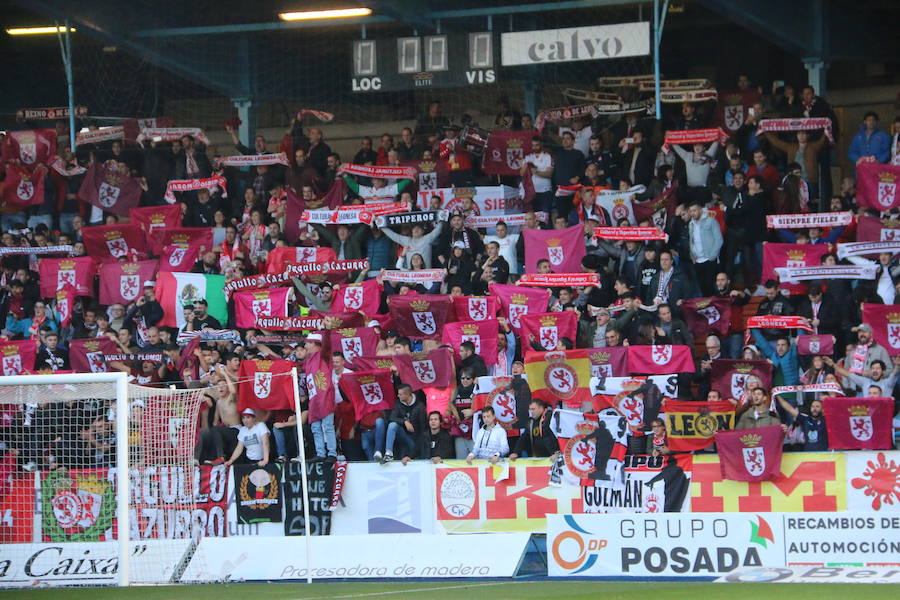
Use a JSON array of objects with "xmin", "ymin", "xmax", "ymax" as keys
[{"xmin": 381, "ymin": 452, "xmax": 394, "ymax": 465}]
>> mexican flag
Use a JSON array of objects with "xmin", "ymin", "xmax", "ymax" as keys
[{"xmin": 156, "ymin": 272, "xmax": 228, "ymax": 329}]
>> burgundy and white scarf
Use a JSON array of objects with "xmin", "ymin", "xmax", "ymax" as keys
[
  {"xmin": 658, "ymin": 89, "xmax": 718, "ymax": 104},
  {"xmin": 516, "ymin": 273, "xmax": 601, "ymax": 288},
  {"xmin": 755, "ymin": 118, "xmax": 834, "ymax": 143},
  {"xmin": 637, "ymin": 78, "xmax": 711, "ymax": 92},
  {"xmin": 593, "ymin": 226, "xmax": 668, "ymax": 241},
  {"xmin": 772, "ymin": 383, "xmax": 843, "ymax": 397},
  {"xmin": 49, "ymin": 157, "xmax": 87, "ymax": 177},
  {"xmin": 337, "ymin": 163, "xmax": 416, "ymax": 180},
  {"xmin": 849, "ymin": 344, "xmax": 869, "ymax": 374},
  {"xmin": 775, "ymin": 265, "xmax": 877, "ymax": 282},
  {"xmin": 164, "ymin": 175, "xmax": 228, "ymax": 203},
  {"xmin": 560, "ymin": 88, "xmax": 624, "ymax": 105},
  {"xmin": 75, "ymin": 126, "xmax": 125, "ymax": 146},
  {"xmin": 381, "ymin": 269, "xmax": 447, "ymax": 284},
  {"xmin": 218, "ymin": 153, "xmax": 289, "ymax": 167},
  {"xmin": 0, "ymin": 245, "xmax": 72, "ymax": 256},
  {"xmin": 596, "ymin": 75, "xmax": 655, "ymax": 88},
  {"xmin": 662, "ymin": 128, "xmax": 729, "ymax": 152},
  {"xmin": 745, "ymin": 315, "xmax": 813, "ymax": 332},
  {"xmin": 296, "ymin": 109, "xmax": 335, "ymax": 122},
  {"xmin": 837, "ymin": 240, "xmax": 900, "ymax": 259},
  {"xmin": 535, "ymin": 104, "xmax": 597, "ymax": 132},
  {"xmin": 137, "ymin": 127, "xmax": 210, "ymax": 146}
]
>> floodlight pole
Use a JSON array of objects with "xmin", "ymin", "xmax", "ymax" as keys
[
  {"xmin": 56, "ymin": 20, "xmax": 77, "ymax": 150},
  {"xmin": 653, "ymin": 0, "xmax": 670, "ymax": 120}
]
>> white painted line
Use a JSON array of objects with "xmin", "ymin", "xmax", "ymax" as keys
[{"xmin": 291, "ymin": 580, "xmax": 529, "ymax": 600}]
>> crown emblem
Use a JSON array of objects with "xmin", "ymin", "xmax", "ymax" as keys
[
  {"xmin": 56, "ymin": 289, "xmax": 67, "ymax": 301},
  {"xmin": 0, "ymin": 345, "xmax": 18, "ymax": 357},
  {"xmin": 411, "ymin": 351, "xmax": 428, "ymax": 360},
  {"xmin": 510, "ymin": 294, "xmax": 528, "ymax": 305},
  {"xmin": 83, "ymin": 340, "xmax": 100, "ymax": 352},
  {"xmin": 849, "ymin": 405, "xmax": 871, "ymax": 417},
  {"xmin": 547, "ymin": 238, "xmax": 561, "ymax": 247},
  {"xmin": 59, "ymin": 259, "xmax": 76, "ymax": 270},
  {"xmin": 787, "ymin": 249, "xmax": 805, "ymax": 261},
  {"xmin": 540, "ymin": 315, "xmax": 557, "ymax": 327},
  {"xmin": 171, "ymin": 233, "xmax": 190, "ymax": 245},
  {"xmin": 879, "ymin": 172, "xmax": 896, "ymax": 184},
  {"xmin": 314, "ymin": 371, "xmax": 328, "ymax": 390},
  {"xmin": 121, "ymin": 262, "xmax": 140, "ymax": 274},
  {"xmin": 375, "ymin": 359, "xmax": 393, "ymax": 369},
  {"xmin": 695, "ymin": 299, "xmax": 710, "ymax": 308},
  {"xmin": 734, "ymin": 363, "xmax": 752, "ymax": 374},
  {"xmin": 358, "ymin": 374, "xmax": 376, "ymax": 385},
  {"xmin": 150, "ymin": 213, "xmax": 166, "ymax": 224},
  {"xmin": 75, "ymin": 473, "xmax": 107, "ymax": 496},
  {"xmin": 886, "ymin": 313, "xmax": 900, "ymax": 324},
  {"xmin": 418, "ymin": 160, "xmax": 435, "ymax": 173},
  {"xmin": 461, "ymin": 323, "xmax": 479, "ymax": 335},
  {"xmin": 103, "ymin": 230, "xmax": 123, "ymax": 241},
  {"xmin": 739, "ymin": 433, "xmax": 761, "ymax": 447},
  {"xmin": 724, "ymin": 93, "xmax": 743, "ymax": 105},
  {"xmin": 590, "ymin": 351, "xmax": 610, "ymax": 363},
  {"xmin": 252, "ymin": 290, "xmax": 269, "ymax": 300},
  {"xmin": 338, "ymin": 328, "xmax": 357, "ymax": 336},
  {"xmin": 506, "ymin": 137, "xmax": 523, "ymax": 148},
  {"xmin": 257, "ymin": 361, "xmax": 273, "ymax": 371},
  {"xmin": 545, "ymin": 351, "xmax": 567, "ymax": 364},
  {"xmin": 575, "ymin": 422, "xmax": 596, "ymax": 434},
  {"xmin": 453, "ymin": 188, "xmax": 476, "ymax": 200},
  {"xmin": 410, "ymin": 300, "xmax": 430, "ymax": 312}
]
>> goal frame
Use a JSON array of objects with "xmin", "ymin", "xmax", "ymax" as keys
[{"xmin": 0, "ymin": 371, "xmax": 131, "ymax": 587}]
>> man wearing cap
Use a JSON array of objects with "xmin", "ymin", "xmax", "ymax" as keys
[
  {"xmin": 578, "ymin": 306, "xmax": 613, "ymax": 348},
  {"xmin": 844, "ymin": 323, "xmax": 891, "ymax": 376},
  {"xmin": 225, "ymin": 408, "xmax": 271, "ymax": 467},
  {"xmin": 124, "ymin": 281, "xmax": 163, "ymax": 341}
]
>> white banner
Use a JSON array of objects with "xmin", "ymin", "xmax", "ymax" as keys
[
  {"xmin": 501, "ymin": 23, "xmax": 650, "ymax": 66},
  {"xmin": 182, "ymin": 533, "xmax": 530, "ymax": 581},
  {"xmin": 775, "ymin": 265, "xmax": 877, "ymax": 282},
  {"xmin": 548, "ymin": 512, "xmax": 900, "ymax": 577},
  {"xmin": 766, "ymin": 211, "xmax": 852, "ymax": 229},
  {"xmin": 845, "ymin": 450, "xmax": 900, "ymax": 512},
  {"xmin": 419, "ymin": 185, "xmax": 524, "ymax": 217},
  {"xmin": 837, "ymin": 240, "xmax": 900, "ymax": 259}
]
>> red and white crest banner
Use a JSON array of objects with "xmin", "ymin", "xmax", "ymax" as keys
[
  {"xmin": 490, "ymin": 283, "xmax": 550, "ymax": 332},
  {"xmin": 238, "ymin": 359, "xmax": 295, "ymax": 411},
  {"xmin": 627, "ymin": 345, "xmax": 694, "ymax": 374},
  {"xmin": 519, "ymin": 311, "xmax": 578, "ymax": 352},
  {"xmin": 331, "ymin": 278, "xmax": 382, "ymax": 316},
  {"xmin": 387, "ymin": 294, "xmax": 453, "ymax": 340},
  {"xmin": 523, "ymin": 225, "xmax": 586, "ymax": 274},
  {"xmin": 38, "ymin": 256, "xmax": 95, "ymax": 297},
  {"xmin": 234, "ymin": 287, "xmax": 292, "ymax": 329},
  {"xmin": 441, "ymin": 319, "xmax": 500, "ymax": 365},
  {"xmin": 340, "ymin": 369, "xmax": 394, "ymax": 421},
  {"xmin": 823, "ymin": 397, "xmax": 894, "ymax": 450},
  {"xmin": 394, "ymin": 347, "xmax": 454, "ymax": 391},
  {"xmin": 81, "ymin": 223, "xmax": 149, "ymax": 263},
  {"xmin": 98, "ymin": 260, "xmax": 158, "ymax": 305},
  {"xmin": 451, "ymin": 296, "xmax": 499, "ymax": 322},
  {"xmin": 856, "ymin": 162, "xmax": 900, "ymax": 210},
  {"xmin": 755, "ymin": 117, "xmax": 834, "ymax": 143}
]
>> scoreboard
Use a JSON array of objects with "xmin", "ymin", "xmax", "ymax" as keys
[{"xmin": 351, "ymin": 31, "xmax": 498, "ymax": 93}]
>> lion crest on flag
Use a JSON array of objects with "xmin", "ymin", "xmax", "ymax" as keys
[{"xmin": 254, "ymin": 371, "xmax": 272, "ymax": 399}]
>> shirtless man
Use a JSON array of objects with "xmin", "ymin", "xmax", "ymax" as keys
[{"xmin": 193, "ymin": 375, "xmax": 240, "ymax": 464}]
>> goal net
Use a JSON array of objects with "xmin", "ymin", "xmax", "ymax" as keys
[{"xmin": 0, "ymin": 372, "xmax": 208, "ymax": 588}]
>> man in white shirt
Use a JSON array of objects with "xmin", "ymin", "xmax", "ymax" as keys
[
  {"xmin": 225, "ymin": 408, "xmax": 270, "ymax": 467},
  {"xmin": 466, "ymin": 406, "xmax": 509, "ymax": 463},
  {"xmin": 520, "ymin": 136, "xmax": 554, "ymax": 216},
  {"xmin": 484, "ymin": 221, "xmax": 520, "ymax": 274}
]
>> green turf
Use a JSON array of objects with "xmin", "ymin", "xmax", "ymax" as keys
[{"xmin": 1, "ymin": 581, "xmax": 898, "ymax": 600}]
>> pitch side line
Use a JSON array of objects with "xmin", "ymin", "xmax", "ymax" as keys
[{"xmin": 291, "ymin": 580, "xmax": 530, "ymax": 599}]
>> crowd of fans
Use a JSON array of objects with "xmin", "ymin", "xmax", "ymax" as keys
[{"xmin": 1, "ymin": 75, "xmax": 900, "ymax": 473}]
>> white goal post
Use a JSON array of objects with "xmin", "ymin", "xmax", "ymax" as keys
[{"xmin": 0, "ymin": 371, "xmax": 207, "ymax": 588}]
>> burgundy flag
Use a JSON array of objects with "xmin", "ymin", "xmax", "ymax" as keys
[
  {"xmin": 586, "ymin": 346, "xmax": 629, "ymax": 377},
  {"xmin": 400, "ymin": 158, "xmax": 450, "ymax": 193},
  {"xmin": 714, "ymin": 425, "xmax": 784, "ymax": 482},
  {"xmin": 680, "ymin": 297, "xmax": 732, "ymax": 339},
  {"xmin": 857, "ymin": 215, "xmax": 900, "ymax": 242},
  {"xmin": 234, "ymin": 287, "xmax": 292, "ymax": 329},
  {"xmin": 482, "ymin": 130, "xmax": 533, "ymax": 176},
  {"xmin": 130, "ymin": 205, "xmax": 183, "ymax": 245},
  {"xmin": 861, "ymin": 303, "xmax": 900, "ymax": 355},
  {"xmin": 81, "ymin": 223, "xmax": 149, "ymax": 262},
  {"xmin": 856, "ymin": 162, "xmax": 900, "ymax": 211},
  {"xmin": 2, "ymin": 164, "xmax": 45, "ymax": 209},
  {"xmin": 0, "ymin": 340, "xmax": 36, "ymax": 376},
  {"xmin": 330, "ymin": 327, "xmax": 380, "ymax": 365},
  {"xmin": 523, "ymin": 225, "xmax": 586, "ymax": 274},
  {"xmin": 284, "ymin": 179, "xmax": 345, "ymax": 243},
  {"xmin": 797, "ymin": 334, "xmax": 835, "ymax": 356},
  {"xmin": 395, "ymin": 347, "xmax": 454, "ymax": 391},
  {"xmin": 149, "ymin": 227, "xmax": 214, "ymax": 256},
  {"xmin": 451, "ymin": 296, "xmax": 499, "ymax": 322},
  {"xmin": 340, "ymin": 369, "xmax": 395, "ymax": 421},
  {"xmin": 762, "ymin": 242, "xmax": 830, "ymax": 295},
  {"xmin": 387, "ymin": 294, "xmax": 453, "ymax": 340},
  {"xmin": 519, "ymin": 311, "xmax": 578, "ymax": 351},
  {"xmin": 627, "ymin": 345, "xmax": 694, "ymax": 374},
  {"xmin": 632, "ymin": 185, "xmax": 678, "ymax": 229},
  {"xmin": 305, "ymin": 350, "xmax": 336, "ymax": 422},
  {"xmin": 332, "ymin": 278, "xmax": 382, "ymax": 316},
  {"xmin": 122, "ymin": 117, "xmax": 174, "ymax": 143},
  {"xmin": 266, "ymin": 246, "xmax": 337, "ymax": 275},
  {"xmin": 78, "ymin": 160, "xmax": 143, "ymax": 216},
  {"xmin": 55, "ymin": 285, "xmax": 74, "ymax": 328},
  {"xmin": 237, "ymin": 359, "xmax": 295, "ymax": 411},
  {"xmin": 158, "ymin": 244, "xmax": 200, "ymax": 272},
  {"xmin": 489, "ymin": 283, "xmax": 550, "ymax": 334},
  {"xmin": 441, "ymin": 319, "xmax": 500, "ymax": 366},
  {"xmin": 823, "ymin": 397, "xmax": 894, "ymax": 450},
  {"xmin": 38, "ymin": 256, "xmax": 95, "ymax": 297},
  {"xmin": 711, "ymin": 359, "xmax": 774, "ymax": 401},
  {"xmin": 1, "ymin": 129, "xmax": 56, "ymax": 167},
  {"xmin": 353, "ymin": 355, "xmax": 396, "ymax": 372},
  {"xmin": 69, "ymin": 338, "xmax": 118, "ymax": 373},
  {"xmin": 308, "ymin": 309, "xmax": 366, "ymax": 329},
  {"xmin": 98, "ymin": 260, "xmax": 158, "ymax": 305}
]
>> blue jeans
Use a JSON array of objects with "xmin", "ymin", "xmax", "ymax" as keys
[
  {"xmin": 272, "ymin": 425, "xmax": 294, "ymax": 458},
  {"xmin": 361, "ymin": 417, "xmax": 386, "ymax": 460},
  {"xmin": 310, "ymin": 413, "xmax": 337, "ymax": 458},
  {"xmin": 385, "ymin": 422, "xmax": 416, "ymax": 457}
]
